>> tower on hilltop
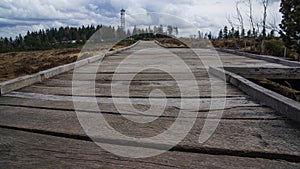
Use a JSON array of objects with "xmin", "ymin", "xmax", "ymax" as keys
[{"xmin": 120, "ymin": 9, "xmax": 126, "ymax": 31}]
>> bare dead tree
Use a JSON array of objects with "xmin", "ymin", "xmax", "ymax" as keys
[
  {"xmin": 243, "ymin": 0, "xmax": 255, "ymax": 36},
  {"xmin": 266, "ymin": 10, "xmax": 279, "ymax": 33},
  {"xmin": 227, "ymin": 1, "xmax": 245, "ymax": 32},
  {"xmin": 225, "ymin": 1, "xmax": 246, "ymax": 48},
  {"xmin": 261, "ymin": 0, "xmax": 269, "ymax": 54},
  {"xmin": 236, "ymin": 1, "xmax": 244, "ymax": 34},
  {"xmin": 256, "ymin": 23, "xmax": 260, "ymax": 36},
  {"xmin": 262, "ymin": 0, "xmax": 269, "ymax": 38},
  {"xmin": 226, "ymin": 15, "xmax": 235, "ymax": 29},
  {"xmin": 226, "ymin": 15, "xmax": 238, "ymax": 48}
]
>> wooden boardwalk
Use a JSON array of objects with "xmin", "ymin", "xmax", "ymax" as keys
[{"xmin": 0, "ymin": 41, "xmax": 299, "ymax": 168}]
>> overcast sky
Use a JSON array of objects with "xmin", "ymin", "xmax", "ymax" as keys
[{"xmin": 0, "ymin": 0, "xmax": 282, "ymax": 38}]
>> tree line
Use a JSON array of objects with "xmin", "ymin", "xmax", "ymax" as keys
[
  {"xmin": 211, "ymin": 0, "xmax": 299, "ymax": 59},
  {"xmin": 132, "ymin": 25, "xmax": 178, "ymax": 36},
  {"xmin": 0, "ymin": 24, "xmax": 178, "ymax": 53},
  {"xmin": 0, "ymin": 25, "xmax": 103, "ymax": 52},
  {"xmin": 217, "ymin": 26, "xmax": 275, "ymax": 39}
]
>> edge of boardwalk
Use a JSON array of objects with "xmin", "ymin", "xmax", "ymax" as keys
[
  {"xmin": 216, "ymin": 48, "xmax": 300, "ymax": 67},
  {"xmin": 0, "ymin": 41, "xmax": 140, "ymax": 96},
  {"xmin": 209, "ymin": 67, "xmax": 300, "ymax": 123}
]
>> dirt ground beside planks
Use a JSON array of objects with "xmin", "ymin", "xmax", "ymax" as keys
[{"xmin": 0, "ymin": 47, "xmax": 109, "ymax": 82}]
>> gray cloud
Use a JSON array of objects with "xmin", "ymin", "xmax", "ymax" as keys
[{"xmin": 0, "ymin": 0, "xmax": 282, "ymax": 38}]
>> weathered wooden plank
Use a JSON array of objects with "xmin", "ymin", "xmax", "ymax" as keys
[
  {"xmin": 0, "ymin": 105, "xmax": 298, "ymax": 157},
  {"xmin": 0, "ymin": 96, "xmax": 260, "ymax": 112},
  {"xmin": 102, "ymin": 55, "xmax": 267, "ymax": 62},
  {"xmin": 103, "ymin": 46, "xmax": 288, "ymax": 69},
  {"xmin": 73, "ymin": 66, "xmax": 207, "ymax": 74},
  {"xmin": 55, "ymin": 73, "xmax": 214, "ymax": 81},
  {"xmin": 1, "ymin": 128, "xmax": 298, "ymax": 168},
  {"xmin": 35, "ymin": 79, "xmax": 229, "ymax": 87},
  {"xmin": 17, "ymin": 84, "xmax": 243, "ymax": 98}
]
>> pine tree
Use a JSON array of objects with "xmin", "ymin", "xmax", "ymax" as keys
[
  {"xmin": 247, "ymin": 30, "xmax": 252, "ymax": 37},
  {"xmin": 204, "ymin": 33, "xmax": 208, "ymax": 39},
  {"xmin": 158, "ymin": 25, "xmax": 164, "ymax": 34},
  {"xmin": 132, "ymin": 25, "xmax": 138, "ymax": 35},
  {"xmin": 218, "ymin": 29, "xmax": 223, "ymax": 39},
  {"xmin": 167, "ymin": 25, "xmax": 173, "ymax": 35},
  {"xmin": 127, "ymin": 29, "xmax": 131, "ymax": 37},
  {"xmin": 279, "ymin": 0, "xmax": 300, "ymax": 56},
  {"xmin": 153, "ymin": 26, "xmax": 158, "ymax": 34},
  {"xmin": 241, "ymin": 29, "xmax": 245, "ymax": 38},
  {"xmin": 223, "ymin": 26, "xmax": 228, "ymax": 39},
  {"xmin": 174, "ymin": 27, "xmax": 179, "ymax": 36},
  {"xmin": 234, "ymin": 30, "xmax": 240, "ymax": 38},
  {"xmin": 252, "ymin": 28, "xmax": 256, "ymax": 37},
  {"xmin": 198, "ymin": 31, "xmax": 203, "ymax": 39},
  {"xmin": 148, "ymin": 26, "xmax": 153, "ymax": 33},
  {"xmin": 116, "ymin": 26, "xmax": 126, "ymax": 40},
  {"xmin": 208, "ymin": 32, "xmax": 212, "ymax": 40},
  {"xmin": 229, "ymin": 27, "xmax": 234, "ymax": 38},
  {"xmin": 269, "ymin": 30, "xmax": 275, "ymax": 38}
]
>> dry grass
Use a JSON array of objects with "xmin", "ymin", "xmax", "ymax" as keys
[
  {"xmin": 110, "ymin": 39, "xmax": 137, "ymax": 51},
  {"xmin": 253, "ymin": 78, "xmax": 300, "ymax": 102},
  {"xmin": 110, "ymin": 45, "xmax": 127, "ymax": 51},
  {"xmin": 156, "ymin": 38, "xmax": 188, "ymax": 48},
  {"xmin": 0, "ymin": 47, "xmax": 108, "ymax": 82}
]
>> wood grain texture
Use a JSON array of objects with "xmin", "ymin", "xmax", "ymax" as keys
[{"xmin": 0, "ymin": 41, "xmax": 299, "ymax": 168}]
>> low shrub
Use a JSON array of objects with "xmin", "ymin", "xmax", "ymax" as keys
[{"xmin": 264, "ymin": 39, "xmax": 285, "ymax": 57}]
